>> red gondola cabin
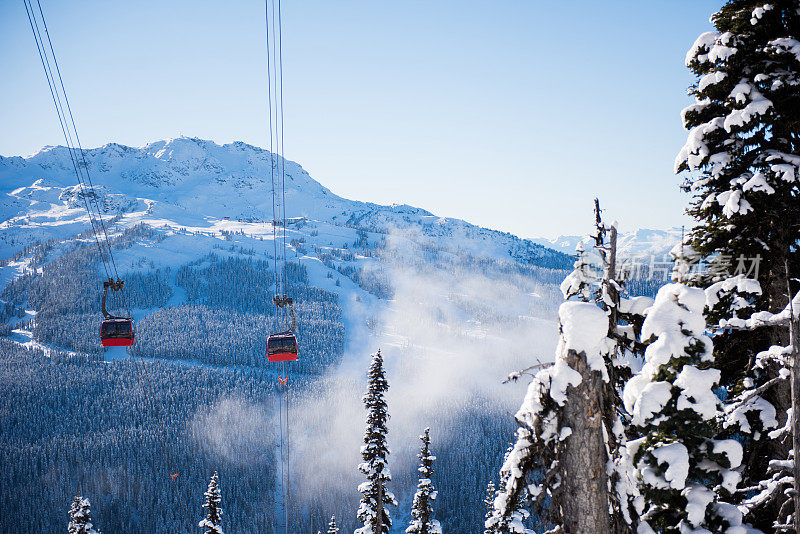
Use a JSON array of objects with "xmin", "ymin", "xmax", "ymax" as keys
[
  {"xmin": 100, "ymin": 318, "xmax": 135, "ymax": 347},
  {"xmin": 267, "ymin": 333, "xmax": 298, "ymax": 362}
]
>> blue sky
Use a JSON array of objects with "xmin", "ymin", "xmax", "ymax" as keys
[{"xmin": 0, "ymin": 1, "xmax": 719, "ymax": 238}]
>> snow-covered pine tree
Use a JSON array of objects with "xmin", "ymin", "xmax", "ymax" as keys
[
  {"xmin": 623, "ymin": 283, "xmax": 746, "ymax": 533},
  {"xmin": 592, "ymin": 205, "xmax": 650, "ymax": 533},
  {"xmin": 486, "ymin": 446, "xmax": 533, "ymax": 533},
  {"xmin": 560, "ymin": 242, "xmax": 597, "ymax": 302},
  {"xmin": 68, "ymin": 496, "xmax": 100, "ymax": 534},
  {"xmin": 483, "ymin": 481, "xmax": 496, "ymax": 534},
  {"xmin": 487, "ymin": 298, "xmax": 611, "ymax": 533},
  {"xmin": 327, "ymin": 515, "xmax": 339, "ymax": 534},
  {"xmin": 199, "ymin": 471, "xmax": 223, "ymax": 534},
  {"xmin": 356, "ymin": 350, "xmax": 396, "ymax": 534},
  {"xmin": 677, "ymin": 3, "xmax": 800, "ymax": 528},
  {"xmin": 489, "ymin": 207, "xmax": 650, "ymax": 534},
  {"xmin": 406, "ymin": 428, "xmax": 441, "ymax": 534},
  {"xmin": 678, "ymin": 1, "xmax": 800, "ymax": 319},
  {"xmin": 720, "ymin": 287, "xmax": 799, "ymax": 530}
]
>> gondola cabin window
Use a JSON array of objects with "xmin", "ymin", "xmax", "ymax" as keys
[
  {"xmin": 100, "ymin": 319, "xmax": 135, "ymax": 347},
  {"xmin": 267, "ymin": 333, "xmax": 298, "ymax": 362}
]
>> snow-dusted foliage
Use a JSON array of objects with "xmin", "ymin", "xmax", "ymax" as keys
[
  {"xmin": 356, "ymin": 351, "xmax": 397, "ymax": 534},
  {"xmin": 486, "ymin": 446, "xmax": 535, "ymax": 534},
  {"xmin": 488, "ymin": 212, "xmax": 657, "ymax": 532},
  {"xmin": 623, "ymin": 284, "xmax": 745, "ymax": 533},
  {"xmin": 486, "ymin": 301, "xmax": 610, "ymax": 533},
  {"xmin": 327, "ymin": 515, "xmax": 339, "ymax": 534},
  {"xmin": 704, "ymin": 274, "xmax": 763, "ymax": 326},
  {"xmin": 406, "ymin": 428, "xmax": 442, "ymax": 534},
  {"xmin": 678, "ymin": 0, "xmax": 800, "ymax": 317},
  {"xmin": 199, "ymin": 471, "xmax": 224, "ymax": 534},
  {"xmin": 559, "ymin": 243, "xmax": 597, "ymax": 302},
  {"xmin": 483, "ymin": 482, "xmax": 497, "ymax": 534},
  {"xmin": 68, "ymin": 496, "xmax": 100, "ymax": 534},
  {"xmin": 720, "ymin": 304, "xmax": 798, "ymax": 529},
  {"xmin": 678, "ymin": 4, "xmax": 800, "ymax": 267},
  {"xmin": 677, "ymin": 3, "xmax": 800, "ymax": 529},
  {"xmin": 739, "ymin": 402, "xmax": 794, "ymax": 530}
]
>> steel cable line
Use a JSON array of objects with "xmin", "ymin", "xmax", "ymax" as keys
[
  {"xmin": 272, "ymin": 3, "xmax": 290, "ymax": 530},
  {"xmin": 31, "ymin": 0, "xmax": 131, "ymax": 317},
  {"xmin": 22, "ymin": 0, "xmax": 112, "ymax": 282},
  {"xmin": 28, "ymin": 0, "xmax": 122, "ymax": 318},
  {"xmin": 276, "ymin": 0, "xmax": 289, "ymax": 304},
  {"xmin": 275, "ymin": 6, "xmax": 292, "ymax": 524},
  {"xmin": 264, "ymin": 4, "xmax": 288, "ymax": 528},
  {"xmin": 266, "ymin": 0, "xmax": 280, "ymax": 302},
  {"xmin": 25, "ymin": 2, "xmax": 189, "ymax": 528},
  {"xmin": 36, "ymin": 0, "xmax": 130, "ymax": 315},
  {"xmin": 25, "ymin": 0, "xmax": 133, "ymax": 320},
  {"xmin": 264, "ymin": 0, "xmax": 292, "ymax": 531}
]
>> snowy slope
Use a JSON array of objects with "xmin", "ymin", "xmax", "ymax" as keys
[
  {"xmin": 0, "ymin": 137, "xmax": 569, "ymax": 268},
  {"xmin": 0, "ymin": 137, "xmax": 571, "ymax": 379}
]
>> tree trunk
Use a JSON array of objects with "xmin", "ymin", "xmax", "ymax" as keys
[
  {"xmin": 375, "ymin": 479, "xmax": 384, "ymax": 534},
  {"xmin": 560, "ymin": 348, "xmax": 610, "ymax": 534},
  {"xmin": 607, "ymin": 226, "xmax": 618, "ymax": 328},
  {"xmin": 787, "ymin": 263, "xmax": 800, "ymax": 534}
]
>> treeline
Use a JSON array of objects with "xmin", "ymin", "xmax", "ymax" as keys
[
  {"xmin": 1, "ymin": 240, "xmax": 346, "ymax": 372},
  {"xmin": 0, "ymin": 239, "xmax": 173, "ymax": 353}
]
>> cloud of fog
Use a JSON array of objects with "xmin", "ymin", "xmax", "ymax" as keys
[
  {"xmin": 190, "ymin": 396, "xmax": 277, "ymax": 466},
  {"xmin": 187, "ymin": 225, "xmax": 565, "ymax": 515},
  {"xmin": 287, "ymin": 226, "xmax": 563, "ymax": 502}
]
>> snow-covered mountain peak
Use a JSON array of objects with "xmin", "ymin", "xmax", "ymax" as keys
[
  {"xmin": 2, "ymin": 138, "xmax": 345, "ymax": 217},
  {"xmin": 0, "ymin": 138, "xmax": 572, "ymax": 271},
  {"xmin": 143, "ymin": 136, "xmax": 226, "ymax": 167}
]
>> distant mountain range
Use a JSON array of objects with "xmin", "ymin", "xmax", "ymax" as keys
[{"xmin": 533, "ymin": 227, "xmax": 682, "ymax": 262}]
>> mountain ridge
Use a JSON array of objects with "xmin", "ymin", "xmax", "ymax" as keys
[{"xmin": 0, "ymin": 136, "xmax": 569, "ymax": 270}]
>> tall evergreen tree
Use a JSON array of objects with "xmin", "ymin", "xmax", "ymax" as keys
[
  {"xmin": 199, "ymin": 471, "xmax": 223, "ymax": 534},
  {"xmin": 356, "ymin": 350, "xmax": 396, "ymax": 534},
  {"xmin": 406, "ymin": 428, "xmax": 441, "ymax": 534},
  {"xmin": 678, "ymin": 1, "xmax": 800, "ymax": 317},
  {"xmin": 623, "ymin": 283, "xmax": 745, "ymax": 533},
  {"xmin": 489, "ymin": 208, "xmax": 651, "ymax": 533},
  {"xmin": 327, "ymin": 515, "xmax": 339, "ymax": 534},
  {"xmin": 68, "ymin": 496, "xmax": 100, "ymax": 534},
  {"xmin": 677, "ymin": 2, "xmax": 800, "ymax": 529},
  {"xmin": 483, "ymin": 481, "xmax": 496, "ymax": 534}
]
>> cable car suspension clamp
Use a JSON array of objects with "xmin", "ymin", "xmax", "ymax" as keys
[
  {"xmin": 101, "ymin": 277, "xmax": 126, "ymax": 320},
  {"xmin": 273, "ymin": 294, "xmax": 297, "ymax": 334}
]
